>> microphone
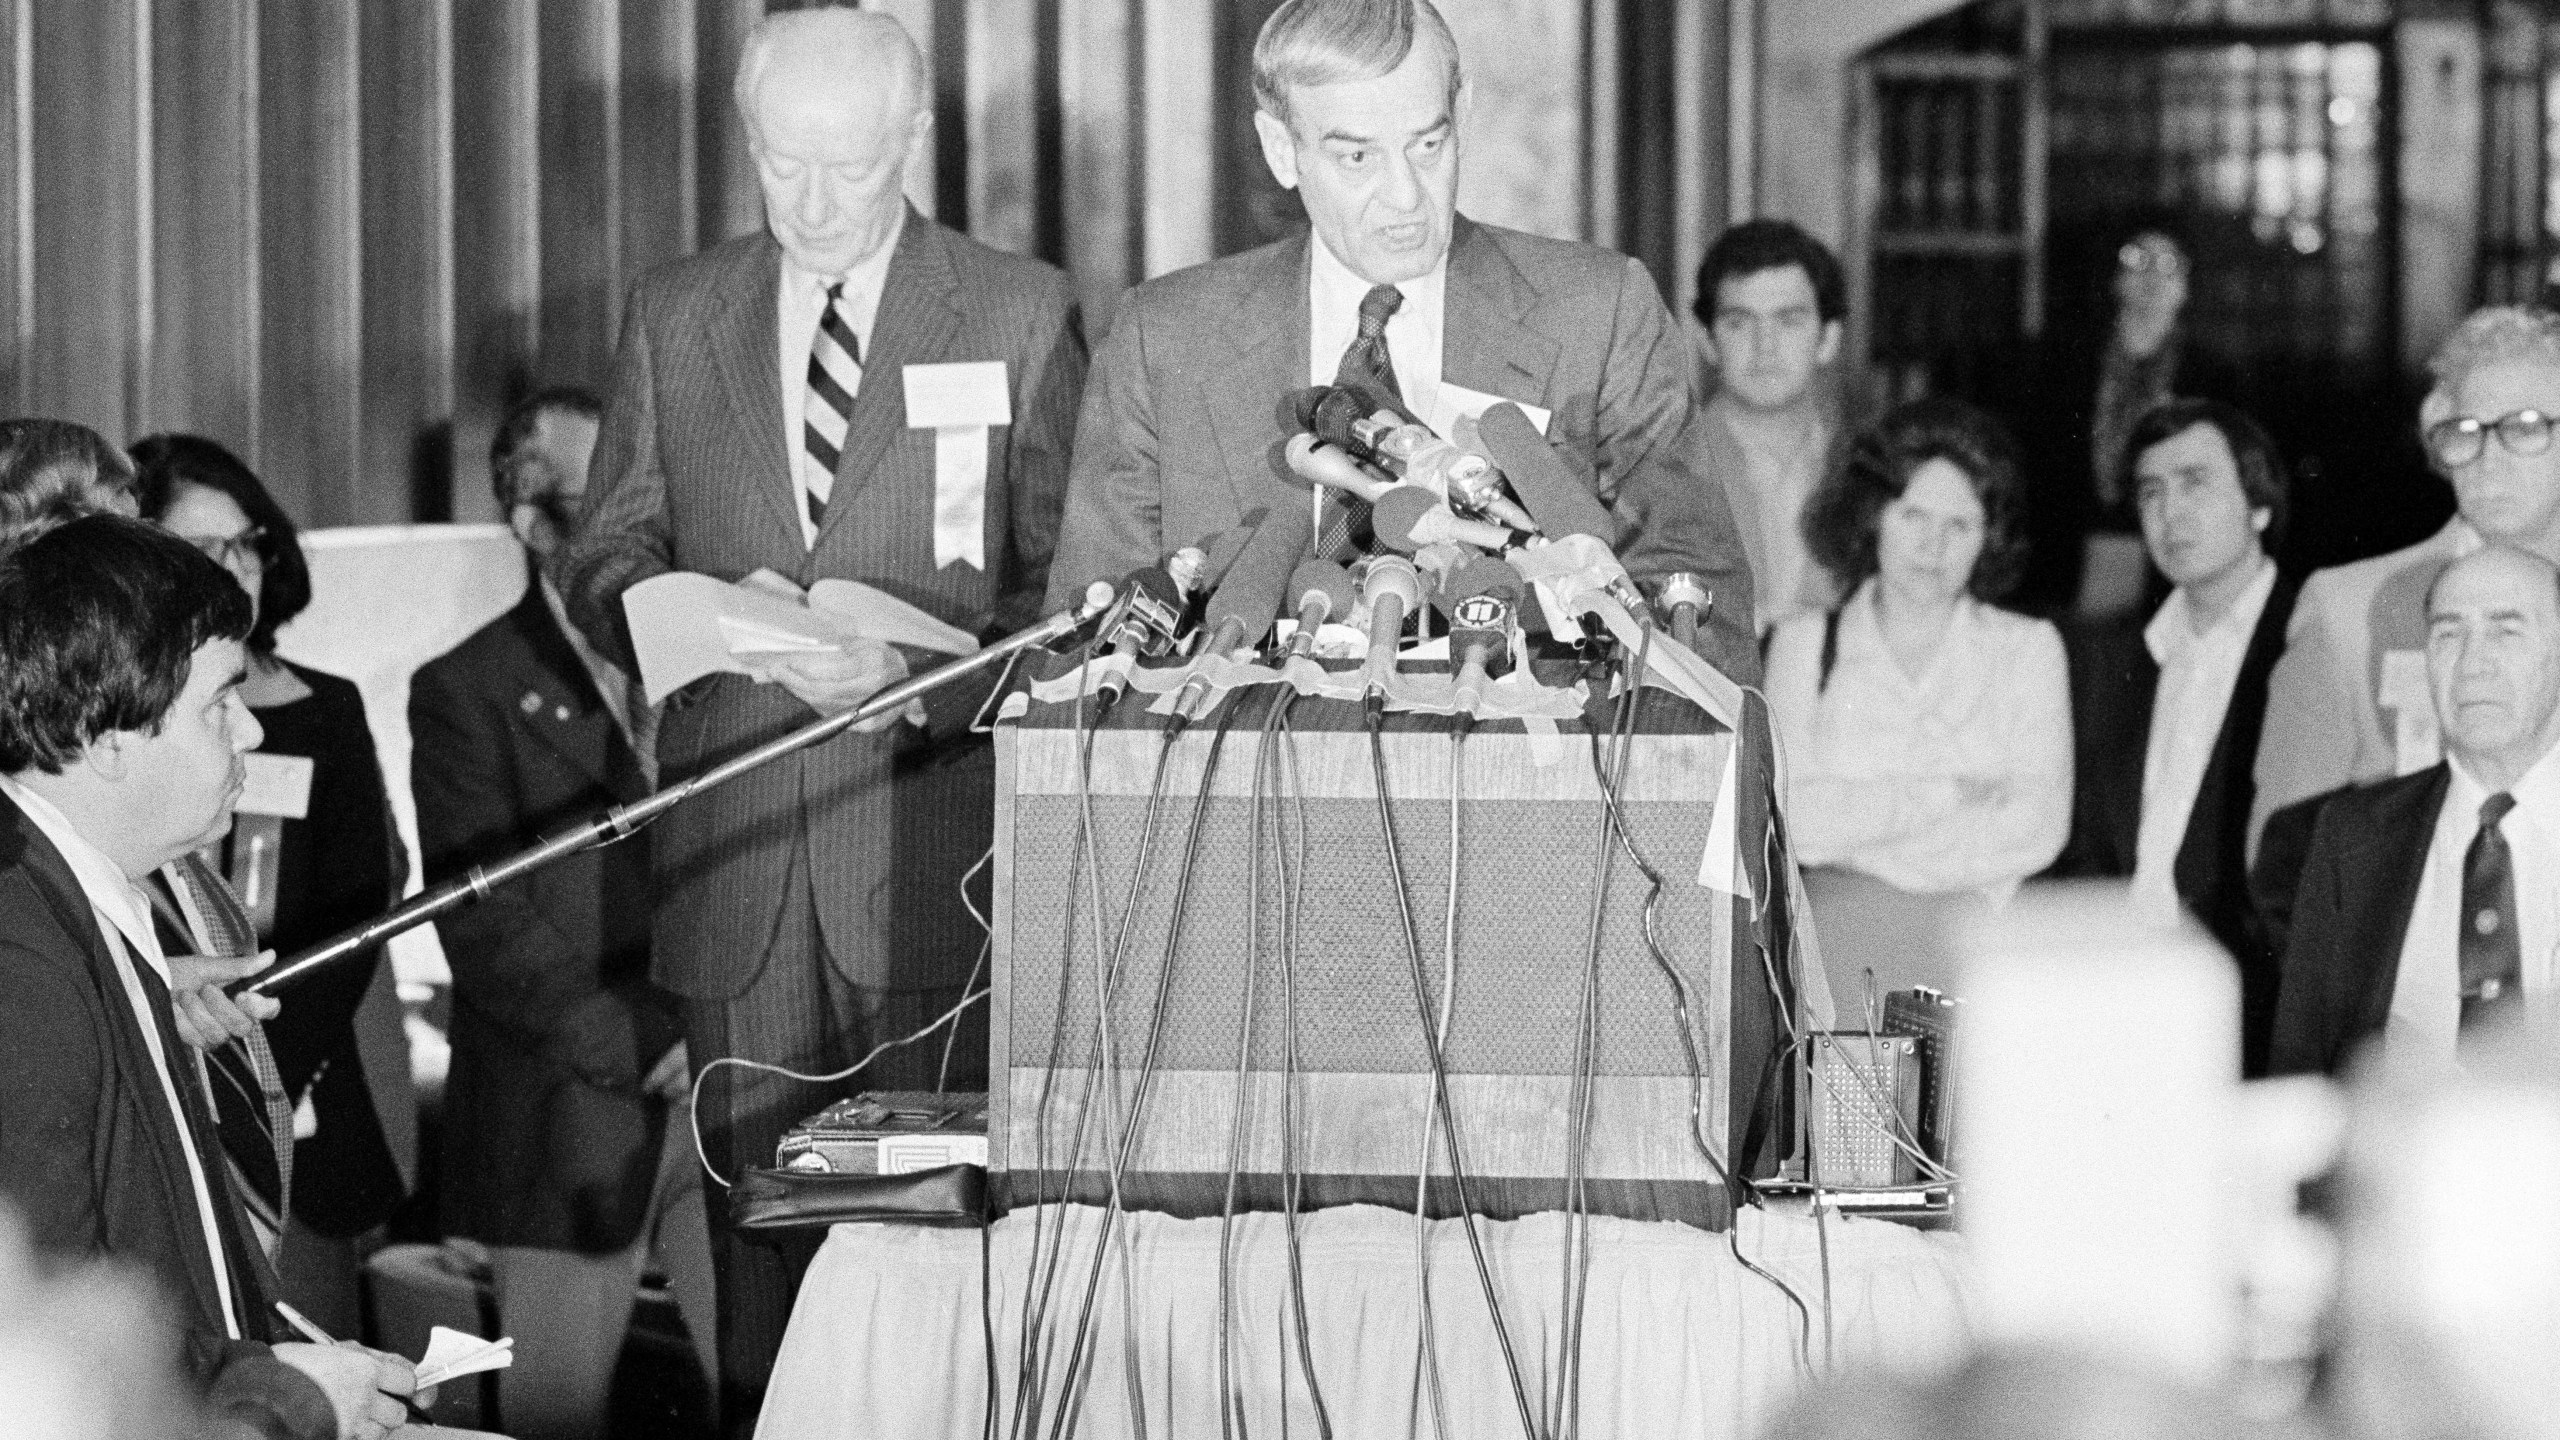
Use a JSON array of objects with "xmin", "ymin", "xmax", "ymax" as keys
[
  {"xmin": 1282, "ymin": 433, "xmax": 1398, "ymax": 504},
  {"xmin": 1088, "ymin": 565, "xmax": 1186, "ymax": 712},
  {"xmin": 1370, "ymin": 486, "xmax": 1513, "ymax": 555},
  {"xmin": 1369, "ymin": 423, "xmax": 1540, "ymax": 534},
  {"xmin": 1657, "ymin": 571, "xmax": 1709, "ymax": 651},
  {"xmin": 1285, "ymin": 558, "xmax": 1357, "ymax": 657},
  {"xmin": 1439, "ymin": 558, "xmax": 1522, "ymax": 716},
  {"xmin": 1169, "ymin": 501, "xmax": 1315, "ymax": 727},
  {"xmin": 1474, "ymin": 402, "xmax": 1617, "ymax": 544},
  {"xmin": 1357, "ymin": 554, "xmax": 1422, "ymax": 695}
]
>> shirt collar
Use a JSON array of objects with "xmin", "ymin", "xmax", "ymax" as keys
[
  {"xmin": 780, "ymin": 204, "xmax": 908, "ymax": 305},
  {"xmin": 2450, "ymin": 733, "xmax": 2560, "ymax": 821},
  {"xmin": 2145, "ymin": 555, "xmax": 2277, "ymax": 666},
  {"xmin": 0, "ymin": 774, "xmax": 164, "ymax": 974},
  {"xmin": 1308, "ymin": 228, "xmax": 1445, "ymax": 331}
]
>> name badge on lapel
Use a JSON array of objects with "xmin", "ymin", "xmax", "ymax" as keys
[
  {"xmin": 236, "ymin": 751, "xmax": 315, "ymax": 819},
  {"xmin": 904, "ymin": 361, "xmax": 1011, "ymax": 571}
]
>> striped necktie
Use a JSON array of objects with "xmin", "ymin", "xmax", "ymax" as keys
[
  {"xmin": 802, "ymin": 280, "xmax": 863, "ymax": 537},
  {"xmin": 1318, "ymin": 283, "xmax": 1407, "ymax": 562},
  {"xmin": 156, "ymin": 852, "xmax": 294, "ymax": 1239},
  {"xmin": 2459, "ymin": 791, "xmax": 2523, "ymax": 1029}
]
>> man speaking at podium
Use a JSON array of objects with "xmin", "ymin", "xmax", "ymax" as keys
[
  {"xmin": 1048, "ymin": 0, "xmax": 1759, "ymax": 678},
  {"xmin": 555, "ymin": 7, "xmax": 1084, "ymax": 1420}
]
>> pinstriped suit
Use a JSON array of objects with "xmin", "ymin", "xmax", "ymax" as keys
[{"xmin": 556, "ymin": 209, "xmax": 1082, "ymax": 1400}]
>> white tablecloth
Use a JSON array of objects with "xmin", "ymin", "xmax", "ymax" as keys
[{"xmin": 759, "ymin": 1203, "xmax": 1968, "ymax": 1439}]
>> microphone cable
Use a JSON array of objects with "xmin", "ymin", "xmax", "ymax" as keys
[
  {"xmin": 1408, "ymin": 726, "xmax": 1466, "ymax": 1440},
  {"xmin": 1048, "ymin": 701, "xmax": 1243, "ymax": 1440},
  {"xmin": 1271, "ymin": 703, "xmax": 1334, "ymax": 1440},
  {"xmin": 1217, "ymin": 687, "xmax": 1290, "ymax": 1440},
  {"xmin": 1365, "ymin": 708, "xmax": 1542, "ymax": 1440}
]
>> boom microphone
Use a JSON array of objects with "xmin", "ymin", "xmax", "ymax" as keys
[
  {"xmin": 1371, "ymin": 486, "xmax": 1512, "ymax": 555},
  {"xmin": 1168, "ymin": 501, "xmax": 1315, "ymax": 727},
  {"xmin": 1089, "ymin": 565, "xmax": 1186, "ymax": 712},
  {"xmin": 1284, "ymin": 558, "xmax": 1358, "ymax": 657}
]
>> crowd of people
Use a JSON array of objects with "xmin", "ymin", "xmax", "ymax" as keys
[{"xmin": 0, "ymin": 0, "xmax": 2556, "ymax": 1437}]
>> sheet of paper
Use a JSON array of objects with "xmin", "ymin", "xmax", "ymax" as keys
[
  {"xmin": 413, "ymin": 1325, "xmax": 514, "ymax": 1389},
  {"xmin": 235, "ymin": 752, "xmax": 315, "ymax": 819},
  {"xmin": 1441, "ymin": 383, "xmax": 1551, "ymax": 435},
  {"xmin": 903, "ymin": 361, "xmax": 1010, "ymax": 428},
  {"xmin": 931, "ymin": 426, "xmax": 988, "ymax": 570},
  {"xmin": 805, "ymin": 579, "xmax": 980, "ymax": 656},
  {"xmin": 625, "ymin": 573, "xmax": 859, "ymax": 704}
]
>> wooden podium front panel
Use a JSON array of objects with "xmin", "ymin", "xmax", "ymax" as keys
[{"xmin": 991, "ymin": 678, "xmax": 1753, "ymax": 1229}]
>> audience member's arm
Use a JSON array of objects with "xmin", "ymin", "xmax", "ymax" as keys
[
  {"xmin": 1920, "ymin": 620, "xmax": 2075, "ymax": 890},
  {"xmin": 407, "ymin": 661, "xmax": 597, "ymax": 1032},
  {"xmin": 1765, "ymin": 618, "xmax": 1961, "ymax": 867},
  {"xmin": 2247, "ymin": 582, "xmax": 2355, "ymax": 865},
  {"xmin": 555, "ymin": 280, "xmax": 675, "ymax": 671},
  {"xmin": 1042, "ymin": 301, "xmax": 1163, "ymax": 615}
]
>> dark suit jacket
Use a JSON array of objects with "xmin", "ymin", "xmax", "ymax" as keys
[
  {"xmin": 558, "ymin": 212, "xmax": 1085, "ymax": 996},
  {"xmin": 0, "ymin": 793, "xmax": 335, "ymax": 1440},
  {"xmin": 1045, "ymin": 216, "xmax": 1761, "ymax": 682},
  {"xmin": 412, "ymin": 584, "xmax": 680, "ymax": 1251},
  {"xmin": 2062, "ymin": 571, "xmax": 2302, "ymax": 1073},
  {"xmin": 2263, "ymin": 765, "xmax": 2450, "ymax": 1077}
]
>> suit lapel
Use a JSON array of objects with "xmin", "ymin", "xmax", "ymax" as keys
[
  {"xmin": 817, "ymin": 209, "xmax": 963, "ymax": 542},
  {"xmin": 1204, "ymin": 233, "xmax": 1310, "ymax": 519},
  {"xmin": 2175, "ymin": 571, "xmax": 2302, "ymax": 898},
  {"xmin": 1441, "ymin": 217, "xmax": 1560, "ymax": 406},
  {"xmin": 2341, "ymin": 767, "xmax": 2453, "ymax": 1048},
  {"xmin": 505, "ymin": 594, "xmax": 629, "ymax": 796},
  {"xmin": 706, "ymin": 233, "xmax": 805, "ymax": 549}
]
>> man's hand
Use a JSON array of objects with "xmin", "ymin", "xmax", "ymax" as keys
[
  {"xmin": 167, "ymin": 951, "xmax": 279, "ymax": 1050},
  {"xmin": 272, "ymin": 1341, "xmax": 433, "ymax": 1440},
  {"xmin": 746, "ymin": 638, "xmax": 912, "ymax": 731}
]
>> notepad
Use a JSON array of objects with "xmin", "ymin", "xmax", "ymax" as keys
[{"xmin": 413, "ymin": 1326, "xmax": 514, "ymax": 1390}]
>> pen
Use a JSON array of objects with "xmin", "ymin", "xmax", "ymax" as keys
[{"xmin": 273, "ymin": 1300, "xmax": 435, "ymax": 1426}]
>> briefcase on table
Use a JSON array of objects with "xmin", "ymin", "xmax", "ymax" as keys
[{"xmin": 729, "ymin": 1092, "xmax": 990, "ymax": 1234}]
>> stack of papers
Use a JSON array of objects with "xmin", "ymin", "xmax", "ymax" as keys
[{"xmin": 623, "ymin": 572, "xmax": 980, "ymax": 704}]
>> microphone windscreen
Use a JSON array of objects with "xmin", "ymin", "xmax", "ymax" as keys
[
  {"xmin": 1368, "ymin": 487, "xmax": 1439, "ymax": 554},
  {"xmin": 1287, "ymin": 558, "xmax": 1358, "ymax": 625},
  {"xmin": 1201, "ymin": 500, "xmax": 1316, "ymax": 651},
  {"xmin": 1476, "ymin": 403, "xmax": 1617, "ymax": 544},
  {"xmin": 1286, "ymin": 386, "xmax": 1333, "ymax": 433},
  {"xmin": 1307, "ymin": 387, "xmax": 1378, "ymax": 454},
  {"xmin": 1433, "ymin": 554, "xmax": 1525, "ymax": 620},
  {"xmin": 1282, "ymin": 434, "xmax": 1389, "ymax": 499}
]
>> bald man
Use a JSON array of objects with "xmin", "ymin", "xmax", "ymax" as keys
[
  {"xmin": 2267, "ymin": 545, "xmax": 2560, "ymax": 1076},
  {"xmin": 554, "ymin": 9, "xmax": 1083, "ymax": 1414}
]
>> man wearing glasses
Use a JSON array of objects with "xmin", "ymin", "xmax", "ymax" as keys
[{"xmin": 2252, "ymin": 306, "xmax": 2560, "ymax": 862}]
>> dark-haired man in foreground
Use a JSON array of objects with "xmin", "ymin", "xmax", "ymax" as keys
[{"xmin": 0, "ymin": 515, "xmax": 427, "ymax": 1440}]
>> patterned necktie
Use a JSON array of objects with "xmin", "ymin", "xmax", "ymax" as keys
[
  {"xmin": 2459, "ymin": 791, "xmax": 2523, "ymax": 1029},
  {"xmin": 158, "ymin": 852, "xmax": 294, "ymax": 1235},
  {"xmin": 802, "ymin": 279, "xmax": 863, "ymax": 536},
  {"xmin": 1319, "ymin": 283, "xmax": 1406, "ymax": 561}
]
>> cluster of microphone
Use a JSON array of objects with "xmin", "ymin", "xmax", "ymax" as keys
[{"xmin": 1079, "ymin": 382, "xmax": 1715, "ymax": 731}]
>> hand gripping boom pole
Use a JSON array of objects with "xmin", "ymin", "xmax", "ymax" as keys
[{"xmin": 243, "ymin": 590, "xmax": 1113, "ymax": 997}]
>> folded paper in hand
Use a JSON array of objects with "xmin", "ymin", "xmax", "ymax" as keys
[
  {"xmin": 623, "ymin": 572, "xmax": 980, "ymax": 704},
  {"xmin": 413, "ymin": 1325, "xmax": 514, "ymax": 1389}
]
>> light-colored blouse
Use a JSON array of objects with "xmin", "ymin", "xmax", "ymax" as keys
[{"xmin": 1765, "ymin": 581, "xmax": 2072, "ymax": 898}]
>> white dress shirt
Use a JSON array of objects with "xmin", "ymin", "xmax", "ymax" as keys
[
  {"xmin": 776, "ymin": 207, "xmax": 907, "ymax": 547},
  {"xmin": 1306, "ymin": 231, "xmax": 1455, "ymax": 438},
  {"xmin": 1766, "ymin": 581, "xmax": 2074, "ymax": 897},
  {"xmin": 0, "ymin": 777, "xmax": 240, "ymax": 1337},
  {"xmin": 2131, "ymin": 559, "xmax": 2278, "ymax": 923},
  {"xmin": 2386, "ymin": 745, "xmax": 2560, "ymax": 1065}
]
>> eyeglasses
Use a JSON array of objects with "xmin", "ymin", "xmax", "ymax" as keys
[
  {"xmin": 2425, "ymin": 409, "xmax": 2560, "ymax": 468},
  {"xmin": 183, "ymin": 526, "xmax": 266, "ymax": 567}
]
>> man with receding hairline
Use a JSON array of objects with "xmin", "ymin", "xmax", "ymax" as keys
[
  {"xmin": 1047, "ymin": 0, "xmax": 1760, "ymax": 678},
  {"xmin": 2268, "ymin": 544, "xmax": 2560, "ymax": 1075},
  {"xmin": 555, "ymin": 7, "xmax": 1084, "ymax": 1420}
]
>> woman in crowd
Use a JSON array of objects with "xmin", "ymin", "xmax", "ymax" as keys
[
  {"xmin": 1767, "ymin": 397, "xmax": 2072, "ymax": 998},
  {"xmin": 131, "ymin": 434, "xmax": 411, "ymax": 1333}
]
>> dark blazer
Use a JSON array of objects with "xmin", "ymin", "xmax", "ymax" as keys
[
  {"xmin": 1045, "ymin": 215, "xmax": 1762, "ymax": 682},
  {"xmin": 2063, "ymin": 571, "xmax": 2302, "ymax": 1073},
  {"xmin": 2263, "ymin": 765, "xmax": 2450, "ymax": 1077},
  {"xmin": 413, "ymin": 584, "xmax": 680, "ymax": 1252},
  {"xmin": 0, "ymin": 793, "xmax": 335, "ymax": 1440},
  {"xmin": 557, "ymin": 211, "xmax": 1085, "ymax": 997}
]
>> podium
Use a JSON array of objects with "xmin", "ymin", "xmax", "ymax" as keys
[{"xmin": 987, "ymin": 659, "xmax": 1795, "ymax": 1230}]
